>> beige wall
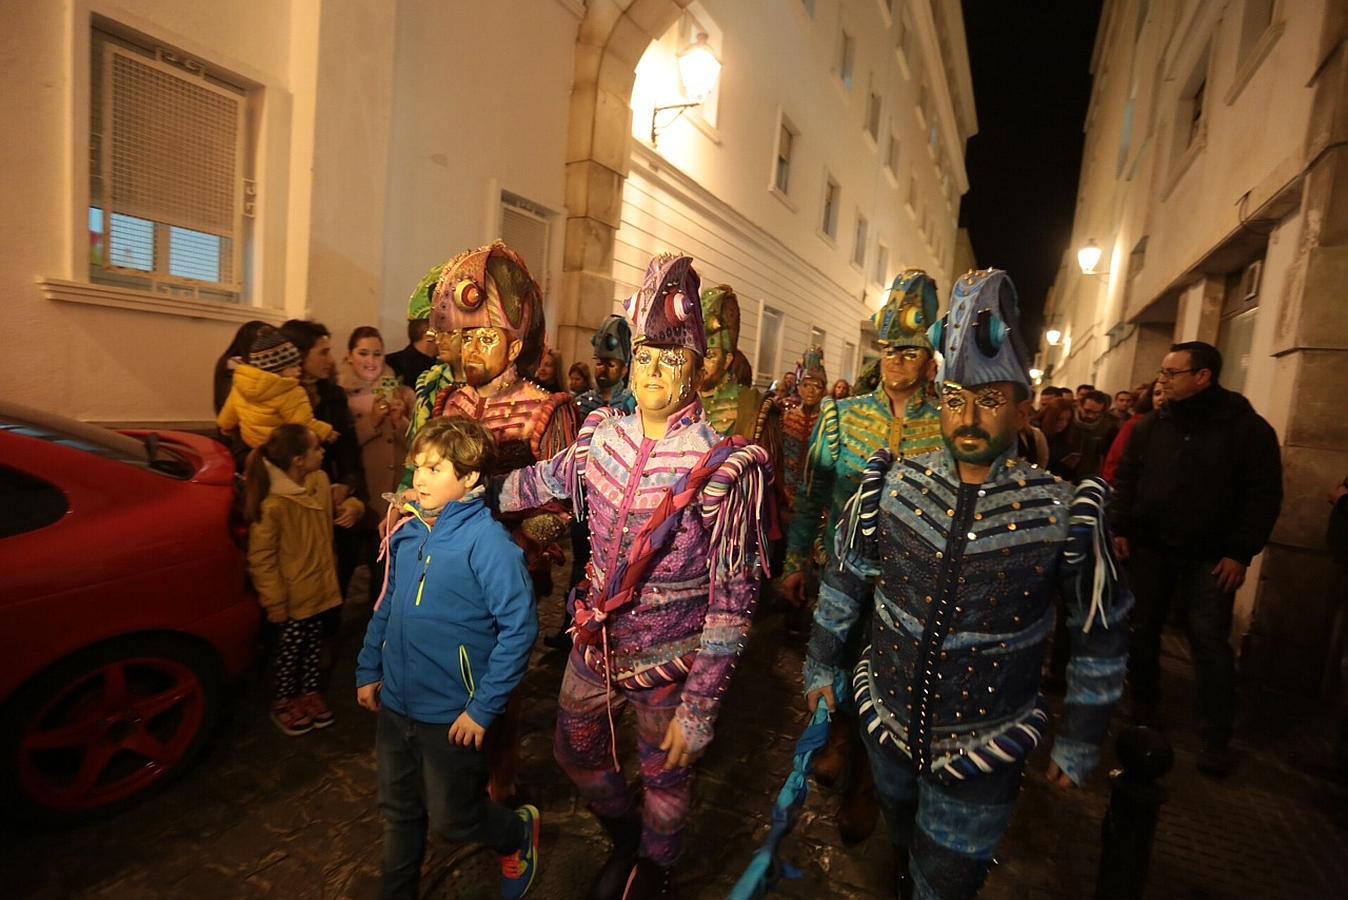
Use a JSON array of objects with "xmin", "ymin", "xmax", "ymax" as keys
[{"xmin": 1, "ymin": 0, "xmax": 578, "ymax": 426}]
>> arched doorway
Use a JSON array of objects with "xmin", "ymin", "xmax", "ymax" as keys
[{"xmin": 555, "ymin": 0, "xmax": 691, "ymax": 366}]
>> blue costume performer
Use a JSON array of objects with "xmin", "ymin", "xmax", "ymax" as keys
[{"xmin": 804, "ymin": 269, "xmax": 1132, "ymax": 899}]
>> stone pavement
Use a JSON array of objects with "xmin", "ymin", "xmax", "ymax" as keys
[{"xmin": 4, "ymin": 570, "xmax": 1347, "ymax": 899}]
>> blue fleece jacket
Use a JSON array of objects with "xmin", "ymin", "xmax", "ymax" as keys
[{"xmin": 355, "ymin": 497, "xmax": 537, "ymax": 728}]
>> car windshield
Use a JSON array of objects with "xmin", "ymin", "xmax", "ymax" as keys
[{"xmin": 0, "ymin": 401, "xmax": 194, "ymax": 478}]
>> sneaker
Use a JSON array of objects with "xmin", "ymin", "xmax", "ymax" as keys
[
  {"xmin": 298, "ymin": 692, "xmax": 335, "ymax": 728},
  {"xmin": 501, "ymin": 804, "xmax": 541, "ymax": 899},
  {"xmin": 270, "ymin": 699, "xmax": 313, "ymax": 736}
]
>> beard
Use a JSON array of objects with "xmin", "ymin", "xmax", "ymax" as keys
[
  {"xmin": 943, "ymin": 424, "xmax": 1013, "ymax": 465},
  {"xmin": 464, "ymin": 362, "xmax": 500, "ymax": 388},
  {"xmin": 595, "ymin": 373, "xmax": 619, "ymax": 390}
]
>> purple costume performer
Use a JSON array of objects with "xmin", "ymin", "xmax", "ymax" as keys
[{"xmin": 500, "ymin": 253, "xmax": 774, "ymax": 898}]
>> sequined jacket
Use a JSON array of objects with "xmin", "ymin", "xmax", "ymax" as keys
[
  {"xmin": 784, "ymin": 388, "xmax": 942, "ymax": 573},
  {"xmin": 575, "ymin": 381, "xmax": 636, "ymax": 418},
  {"xmin": 781, "ymin": 403, "xmax": 821, "ymax": 514},
  {"xmin": 433, "ymin": 375, "xmax": 579, "ymax": 476},
  {"xmin": 499, "ymin": 401, "xmax": 769, "ymax": 755},
  {"xmin": 804, "ymin": 448, "xmax": 1132, "ymax": 785}
]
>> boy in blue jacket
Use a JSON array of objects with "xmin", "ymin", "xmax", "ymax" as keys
[{"xmin": 356, "ymin": 417, "xmax": 541, "ymax": 900}]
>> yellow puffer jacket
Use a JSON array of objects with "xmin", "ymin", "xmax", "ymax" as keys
[
  {"xmin": 217, "ymin": 364, "xmax": 335, "ymax": 449},
  {"xmin": 247, "ymin": 465, "xmax": 356, "ymax": 620}
]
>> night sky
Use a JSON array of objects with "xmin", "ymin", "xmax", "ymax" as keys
[{"xmin": 959, "ymin": 0, "xmax": 1103, "ymax": 341}]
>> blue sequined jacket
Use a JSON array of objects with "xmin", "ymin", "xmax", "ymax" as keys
[{"xmin": 804, "ymin": 447, "xmax": 1132, "ymax": 785}]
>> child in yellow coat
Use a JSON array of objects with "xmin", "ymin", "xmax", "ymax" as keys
[
  {"xmin": 218, "ymin": 332, "xmax": 336, "ymax": 449},
  {"xmin": 245, "ymin": 424, "xmax": 361, "ymax": 735}
]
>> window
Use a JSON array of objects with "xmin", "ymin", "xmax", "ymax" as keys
[
  {"xmin": 874, "ymin": 242, "xmax": 890, "ymax": 286},
  {"xmin": 885, "ymin": 131, "xmax": 902, "ymax": 175},
  {"xmin": 89, "ymin": 29, "xmax": 250, "ymax": 302},
  {"xmin": 906, "ymin": 175, "xmax": 919, "ymax": 213},
  {"xmin": 1187, "ymin": 78, "xmax": 1206, "ymax": 147},
  {"xmin": 1240, "ymin": 0, "xmax": 1276, "ymax": 55},
  {"xmin": 773, "ymin": 116, "xmax": 797, "ymax": 194},
  {"xmin": 895, "ymin": 4, "xmax": 916, "ymax": 70},
  {"xmin": 810, "ymin": 326, "xmax": 826, "ymax": 351},
  {"xmin": 835, "ymin": 29, "xmax": 855, "ymax": 90},
  {"xmin": 865, "ymin": 88, "xmax": 882, "ymax": 141},
  {"xmin": 499, "ymin": 191, "xmax": 553, "ymax": 298},
  {"xmin": 843, "ymin": 340, "xmax": 857, "ymax": 381},
  {"xmin": 852, "ymin": 214, "xmax": 869, "ymax": 269},
  {"xmin": 820, "ymin": 175, "xmax": 841, "ymax": 239},
  {"xmin": 800, "ymin": 0, "xmax": 816, "ymax": 17},
  {"xmin": 757, "ymin": 306, "xmax": 785, "ymax": 379}
]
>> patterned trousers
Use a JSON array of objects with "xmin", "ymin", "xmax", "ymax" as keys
[
  {"xmin": 554, "ymin": 649, "xmax": 691, "ymax": 867},
  {"xmin": 273, "ymin": 615, "xmax": 323, "ymax": 702},
  {"xmin": 861, "ymin": 722, "xmax": 1024, "ymax": 899}
]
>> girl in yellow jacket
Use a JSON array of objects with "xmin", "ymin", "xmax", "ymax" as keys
[
  {"xmin": 218, "ymin": 332, "xmax": 336, "ymax": 449},
  {"xmin": 245, "ymin": 424, "xmax": 362, "ymax": 735}
]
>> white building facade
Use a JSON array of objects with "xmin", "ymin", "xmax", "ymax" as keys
[
  {"xmin": 615, "ymin": 0, "xmax": 975, "ymax": 386},
  {"xmin": 1040, "ymin": 0, "xmax": 1348, "ymax": 693},
  {"xmin": 1, "ymin": 0, "xmax": 973, "ymax": 424}
]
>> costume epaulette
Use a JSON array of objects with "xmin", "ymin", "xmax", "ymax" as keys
[
  {"xmin": 804, "ymin": 397, "xmax": 842, "ymax": 491},
  {"xmin": 837, "ymin": 447, "xmax": 895, "ymax": 563},
  {"xmin": 530, "ymin": 390, "xmax": 580, "ymax": 460},
  {"xmin": 700, "ymin": 439, "xmax": 775, "ymax": 580},
  {"xmin": 1064, "ymin": 475, "xmax": 1124, "ymax": 633}
]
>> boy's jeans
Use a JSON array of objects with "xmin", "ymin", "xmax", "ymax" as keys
[{"xmin": 376, "ymin": 706, "xmax": 526, "ymax": 900}]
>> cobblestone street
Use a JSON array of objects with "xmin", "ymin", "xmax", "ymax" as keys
[{"xmin": 5, "ymin": 572, "xmax": 1347, "ymax": 900}]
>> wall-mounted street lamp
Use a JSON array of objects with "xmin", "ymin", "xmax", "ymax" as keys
[
  {"xmin": 651, "ymin": 33, "xmax": 722, "ymax": 146},
  {"xmin": 1028, "ymin": 367, "xmax": 1044, "ymax": 384},
  {"xmin": 1045, "ymin": 326, "xmax": 1062, "ymax": 346},
  {"xmin": 1077, "ymin": 239, "xmax": 1104, "ymax": 275}
]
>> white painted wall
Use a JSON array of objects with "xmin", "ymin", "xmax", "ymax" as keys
[
  {"xmin": 618, "ymin": 0, "xmax": 975, "ymax": 382},
  {"xmin": 1, "ymin": 0, "xmax": 578, "ymax": 425},
  {"xmin": 1041, "ymin": 0, "xmax": 1323, "ymax": 398}
]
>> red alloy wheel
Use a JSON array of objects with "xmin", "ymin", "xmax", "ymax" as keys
[{"xmin": 17, "ymin": 656, "xmax": 207, "ymax": 812}]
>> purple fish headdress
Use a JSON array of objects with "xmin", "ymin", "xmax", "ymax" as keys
[{"xmin": 623, "ymin": 253, "xmax": 706, "ymax": 356}]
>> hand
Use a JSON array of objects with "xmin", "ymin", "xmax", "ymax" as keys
[
  {"xmin": 780, "ymin": 571, "xmax": 806, "ymax": 606},
  {"xmin": 806, "ymin": 685, "xmax": 836, "ymax": 715},
  {"xmin": 1061, "ymin": 452, "xmax": 1082, "ymax": 470},
  {"xmin": 265, "ymin": 607, "xmax": 288, "ymax": 624},
  {"xmin": 325, "ymin": 430, "xmax": 340, "ymax": 444},
  {"xmin": 332, "ymin": 484, "xmax": 352, "ymax": 504},
  {"xmin": 1211, "ymin": 557, "xmax": 1247, "ymax": 593},
  {"xmin": 1330, "ymin": 482, "xmax": 1348, "ymax": 505},
  {"xmin": 356, "ymin": 682, "xmax": 381, "ymax": 712},
  {"xmin": 334, "ymin": 499, "xmax": 362, "ymax": 528},
  {"xmin": 1046, "ymin": 762, "xmax": 1076, "ymax": 790},
  {"xmin": 1112, "ymin": 536, "xmax": 1131, "ymax": 561},
  {"xmin": 659, "ymin": 718, "xmax": 702, "ymax": 771},
  {"xmin": 448, "ymin": 711, "xmax": 486, "ymax": 749}
]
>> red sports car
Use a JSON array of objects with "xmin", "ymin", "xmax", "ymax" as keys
[{"xmin": 0, "ymin": 401, "xmax": 260, "ymax": 823}]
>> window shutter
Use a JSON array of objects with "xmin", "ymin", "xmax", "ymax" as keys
[{"xmin": 499, "ymin": 200, "xmax": 550, "ymax": 292}]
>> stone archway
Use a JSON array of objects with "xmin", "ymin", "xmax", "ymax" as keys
[{"xmin": 555, "ymin": 0, "xmax": 692, "ymax": 367}]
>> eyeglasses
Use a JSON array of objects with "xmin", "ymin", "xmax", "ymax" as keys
[
  {"xmin": 1156, "ymin": 367, "xmax": 1197, "ymax": 380},
  {"xmin": 881, "ymin": 347, "xmax": 927, "ymax": 362}
]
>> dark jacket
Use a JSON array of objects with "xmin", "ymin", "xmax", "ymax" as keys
[
  {"xmin": 1110, "ymin": 385, "xmax": 1282, "ymax": 565},
  {"xmin": 355, "ymin": 498, "xmax": 537, "ymax": 728},
  {"xmin": 1049, "ymin": 414, "xmax": 1118, "ymax": 482},
  {"xmin": 309, "ymin": 377, "xmax": 366, "ymax": 499},
  {"xmin": 385, "ymin": 344, "xmax": 437, "ymax": 392}
]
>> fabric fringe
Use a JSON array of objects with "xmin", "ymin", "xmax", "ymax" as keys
[{"xmin": 1063, "ymin": 475, "xmax": 1120, "ymax": 633}]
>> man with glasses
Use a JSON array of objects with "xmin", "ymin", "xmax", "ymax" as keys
[
  {"xmin": 1110, "ymin": 340, "xmax": 1282, "ymax": 777},
  {"xmin": 779, "ymin": 269, "xmax": 944, "ymax": 843}
]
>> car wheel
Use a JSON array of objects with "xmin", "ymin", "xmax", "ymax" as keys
[{"xmin": 1, "ymin": 635, "xmax": 222, "ymax": 825}]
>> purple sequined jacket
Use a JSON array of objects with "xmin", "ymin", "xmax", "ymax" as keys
[{"xmin": 500, "ymin": 400, "xmax": 768, "ymax": 754}]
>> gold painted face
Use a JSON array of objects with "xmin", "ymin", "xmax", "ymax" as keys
[
  {"xmin": 940, "ymin": 380, "xmax": 1023, "ymax": 465},
  {"xmin": 632, "ymin": 344, "xmax": 699, "ymax": 420},
  {"xmin": 702, "ymin": 346, "xmax": 729, "ymax": 387},
  {"xmin": 798, "ymin": 377, "xmax": 826, "ymax": 408},
  {"xmin": 879, "ymin": 345, "xmax": 930, "ymax": 394},
  {"xmin": 461, "ymin": 327, "xmax": 513, "ymax": 386}
]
